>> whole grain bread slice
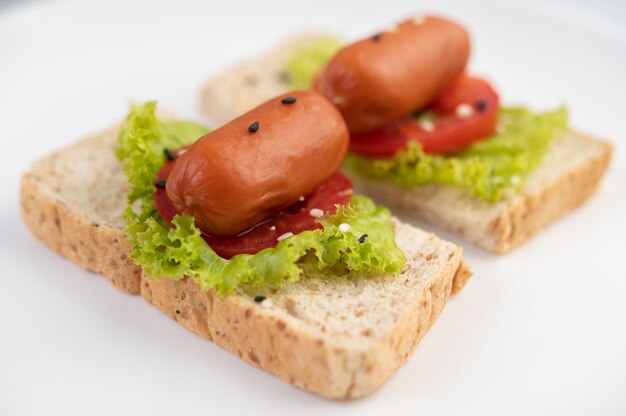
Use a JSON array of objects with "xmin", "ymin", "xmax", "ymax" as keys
[
  {"xmin": 20, "ymin": 123, "xmax": 471, "ymax": 398},
  {"xmin": 199, "ymin": 35, "xmax": 613, "ymax": 253}
]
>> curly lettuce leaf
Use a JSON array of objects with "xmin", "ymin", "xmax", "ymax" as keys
[
  {"xmin": 345, "ymin": 107, "xmax": 569, "ymax": 202},
  {"xmin": 285, "ymin": 36, "xmax": 342, "ymax": 90},
  {"xmin": 125, "ymin": 195, "xmax": 405, "ymax": 296},
  {"xmin": 116, "ymin": 102, "xmax": 210, "ymax": 213},
  {"xmin": 117, "ymin": 102, "xmax": 406, "ymax": 296}
]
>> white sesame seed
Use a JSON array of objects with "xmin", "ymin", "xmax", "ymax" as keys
[
  {"xmin": 510, "ymin": 175, "xmax": 521, "ymax": 185},
  {"xmin": 419, "ymin": 120, "xmax": 435, "ymax": 132},
  {"xmin": 456, "ymin": 103, "xmax": 474, "ymax": 118},
  {"xmin": 309, "ymin": 208, "xmax": 324, "ymax": 218},
  {"xmin": 269, "ymin": 225, "xmax": 276, "ymax": 231},
  {"xmin": 178, "ymin": 148, "xmax": 188, "ymax": 155},
  {"xmin": 277, "ymin": 232, "xmax": 293, "ymax": 242},
  {"xmin": 261, "ymin": 298, "xmax": 273, "ymax": 308},
  {"xmin": 298, "ymin": 195, "xmax": 305, "ymax": 202},
  {"xmin": 411, "ymin": 14, "xmax": 426, "ymax": 25},
  {"xmin": 339, "ymin": 223, "xmax": 351, "ymax": 232}
]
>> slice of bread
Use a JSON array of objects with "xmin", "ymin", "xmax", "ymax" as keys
[
  {"xmin": 20, "ymin": 123, "xmax": 471, "ymax": 399},
  {"xmin": 199, "ymin": 35, "xmax": 613, "ymax": 254},
  {"xmin": 200, "ymin": 34, "xmax": 327, "ymax": 126}
]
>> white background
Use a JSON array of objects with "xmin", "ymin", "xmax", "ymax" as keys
[{"xmin": 1, "ymin": 0, "xmax": 625, "ymax": 415}]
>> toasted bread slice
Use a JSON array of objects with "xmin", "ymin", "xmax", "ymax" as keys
[
  {"xmin": 199, "ymin": 35, "xmax": 613, "ymax": 253},
  {"xmin": 20, "ymin": 123, "xmax": 471, "ymax": 398}
]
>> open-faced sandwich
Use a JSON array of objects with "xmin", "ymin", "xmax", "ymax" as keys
[
  {"xmin": 21, "ymin": 91, "xmax": 471, "ymax": 398},
  {"xmin": 200, "ymin": 15, "xmax": 613, "ymax": 253}
]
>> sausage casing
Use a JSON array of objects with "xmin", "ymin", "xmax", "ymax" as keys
[
  {"xmin": 314, "ymin": 16, "xmax": 470, "ymax": 133},
  {"xmin": 166, "ymin": 91, "xmax": 349, "ymax": 235}
]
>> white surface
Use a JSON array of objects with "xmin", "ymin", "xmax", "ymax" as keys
[{"xmin": 1, "ymin": 0, "xmax": 625, "ymax": 414}]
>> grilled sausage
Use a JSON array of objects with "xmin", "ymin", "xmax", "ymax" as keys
[
  {"xmin": 314, "ymin": 15, "xmax": 470, "ymax": 133},
  {"xmin": 166, "ymin": 91, "xmax": 349, "ymax": 235}
]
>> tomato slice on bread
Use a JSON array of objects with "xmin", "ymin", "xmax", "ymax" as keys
[
  {"xmin": 154, "ymin": 150, "xmax": 353, "ymax": 259},
  {"xmin": 349, "ymin": 75, "xmax": 500, "ymax": 158}
]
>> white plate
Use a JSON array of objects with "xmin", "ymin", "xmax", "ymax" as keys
[{"xmin": 1, "ymin": 0, "xmax": 625, "ymax": 415}]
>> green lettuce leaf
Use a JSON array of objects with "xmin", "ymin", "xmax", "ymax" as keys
[
  {"xmin": 125, "ymin": 195, "xmax": 405, "ymax": 296},
  {"xmin": 116, "ymin": 102, "xmax": 210, "ymax": 214},
  {"xmin": 285, "ymin": 36, "xmax": 342, "ymax": 90},
  {"xmin": 345, "ymin": 107, "xmax": 569, "ymax": 202},
  {"xmin": 117, "ymin": 102, "xmax": 406, "ymax": 296}
]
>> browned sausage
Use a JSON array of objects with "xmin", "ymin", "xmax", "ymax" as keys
[
  {"xmin": 314, "ymin": 15, "xmax": 470, "ymax": 133},
  {"xmin": 166, "ymin": 91, "xmax": 349, "ymax": 236}
]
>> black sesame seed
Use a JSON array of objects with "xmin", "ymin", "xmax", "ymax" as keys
[
  {"xmin": 475, "ymin": 100, "xmax": 488, "ymax": 112},
  {"xmin": 254, "ymin": 295, "xmax": 266, "ymax": 303},
  {"xmin": 372, "ymin": 33, "xmax": 382, "ymax": 42},
  {"xmin": 281, "ymin": 96, "xmax": 297, "ymax": 104},
  {"xmin": 358, "ymin": 234, "xmax": 369, "ymax": 244},
  {"xmin": 155, "ymin": 180, "xmax": 166, "ymax": 189},
  {"xmin": 248, "ymin": 121, "xmax": 260, "ymax": 133},
  {"xmin": 164, "ymin": 148, "xmax": 176, "ymax": 161}
]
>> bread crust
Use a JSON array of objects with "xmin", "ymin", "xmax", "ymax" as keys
[
  {"xmin": 20, "ymin": 124, "xmax": 471, "ymax": 398},
  {"xmin": 20, "ymin": 129, "xmax": 142, "ymax": 294},
  {"xmin": 489, "ymin": 132, "xmax": 611, "ymax": 252}
]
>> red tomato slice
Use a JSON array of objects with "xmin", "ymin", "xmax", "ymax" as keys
[
  {"xmin": 153, "ymin": 149, "xmax": 353, "ymax": 259},
  {"xmin": 349, "ymin": 75, "xmax": 500, "ymax": 157}
]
